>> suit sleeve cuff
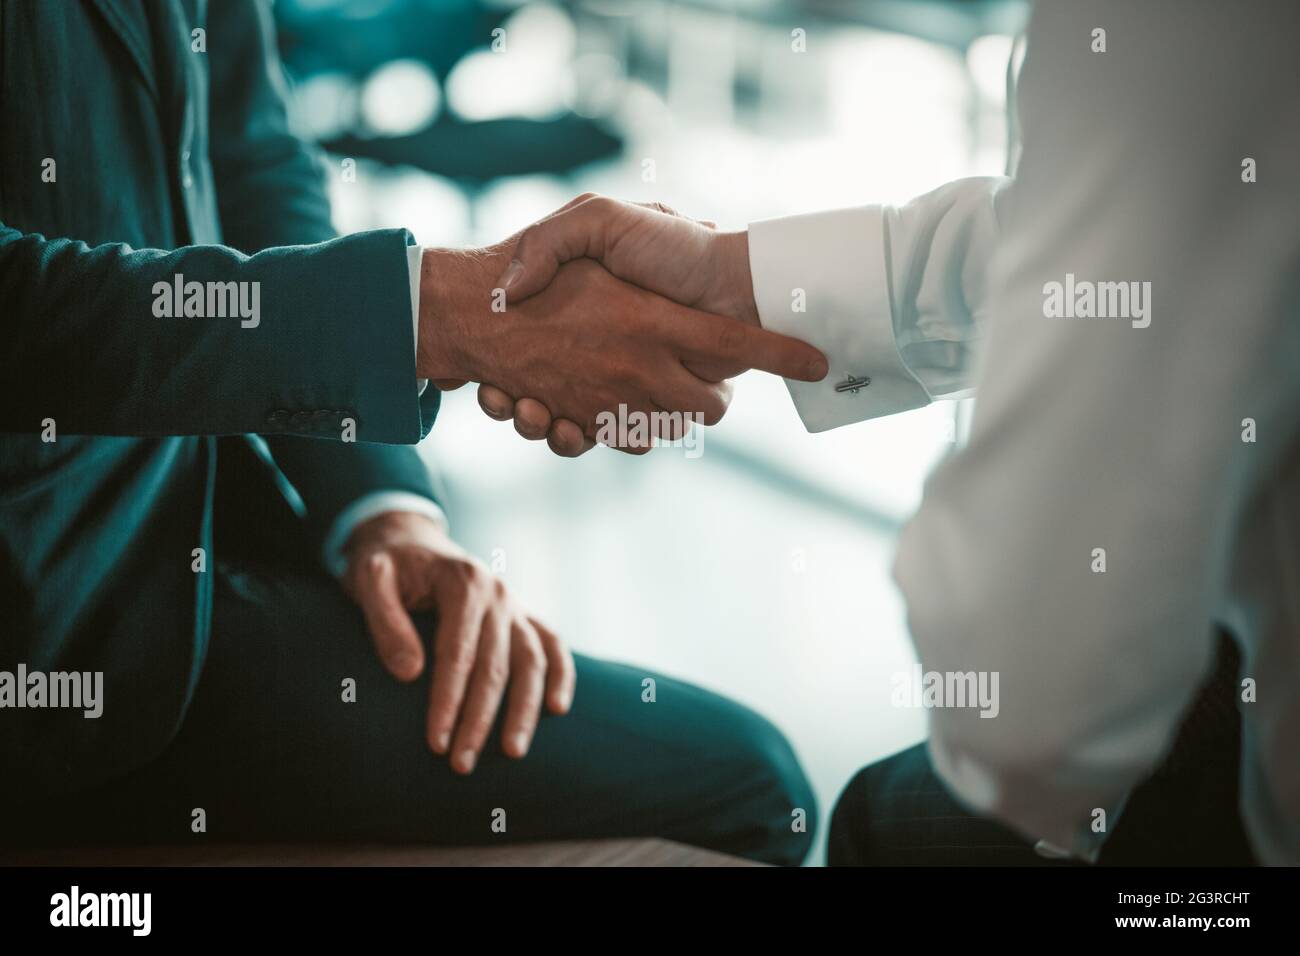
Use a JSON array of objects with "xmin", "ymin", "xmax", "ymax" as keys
[
  {"xmin": 323, "ymin": 491, "xmax": 449, "ymax": 578},
  {"xmin": 747, "ymin": 206, "xmax": 932, "ymax": 432}
]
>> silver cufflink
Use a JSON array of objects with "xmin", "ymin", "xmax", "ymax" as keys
[{"xmin": 835, "ymin": 375, "xmax": 871, "ymax": 395}]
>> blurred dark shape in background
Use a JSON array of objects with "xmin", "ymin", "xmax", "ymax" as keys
[
  {"xmin": 324, "ymin": 116, "xmax": 620, "ymax": 183},
  {"xmin": 274, "ymin": 0, "xmax": 621, "ymax": 183}
]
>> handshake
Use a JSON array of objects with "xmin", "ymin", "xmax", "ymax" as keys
[{"xmin": 415, "ymin": 195, "xmax": 829, "ymax": 455}]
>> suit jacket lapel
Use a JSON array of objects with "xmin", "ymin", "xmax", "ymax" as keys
[{"xmin": 84, "ymin": 0, "xmax": 159, "ymax": 103}]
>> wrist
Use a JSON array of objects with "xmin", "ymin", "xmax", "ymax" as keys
[
  {"xmin": 346, "ymin": 508, "xmax": 447, "ymax": 556},
  {"xmin": 711, "ymin": 230, "xmax": 761, "ymax": 326},
  {"xmin": 417, "ymin": 246, "xmax": 512, "ymax": 381}
]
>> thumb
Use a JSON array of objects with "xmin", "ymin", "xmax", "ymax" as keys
[
  {"xmin": 497, "ymin": 195, "xmax": 714, "ymax": 303},
  {"xmin": 498, "ymin": 199, "xmax": 610, "ymax": 303}
]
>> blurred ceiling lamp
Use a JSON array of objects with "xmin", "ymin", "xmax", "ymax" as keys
[
  {"xmin": 292, "ymin": 70, "xmax": 360, "ymax": 141},
  {"xmin": 359, "ymin": 58, "xmax": 442, "ymax": 137},
  {"xmin": 567, "ymin": 53, "xmax": 625, "ymax": 119},
  {"xmin": 445, "ymin": 3, "xmax": 575, "ymax": 121}
]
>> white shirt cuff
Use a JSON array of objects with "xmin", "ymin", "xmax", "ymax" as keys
[
  {"xmin": 407, "ymin": 244, "xmax": 429, "ymax": 396},
  {"xmin": 323, "ymin": 491, "xmax": 448, "ymax": 578},
  {"xmin": 747, "ymin": 207, "xmax": 931, "ymax": 432}
]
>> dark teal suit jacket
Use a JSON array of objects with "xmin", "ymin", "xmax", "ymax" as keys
[{"xmin": 0, "ymin": 0, "xmax": 442, "ymax": 797}]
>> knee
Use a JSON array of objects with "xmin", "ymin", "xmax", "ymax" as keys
[
  {"xmin": 828, "ymin": 763, "xmax": 876, "ymax": 866},
  {"xmin": 830, "ymin": 746, "xmax": 975, "ymax": 866},
  {"xmin": 717, "ymin": 708, "xmax": 818, "ymax": 866}
]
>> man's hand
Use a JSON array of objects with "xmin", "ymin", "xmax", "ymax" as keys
[
  {"xmin": 500, "ymin": 194, "xmax": 757, "ymax": 325},
  {"xmin": 342, "ymin": 510, "xmax": 574, "ymax": 774},
  {"xmin": 474, "ymin": 195, "xmax": 770, "ymax": 455},
  {"xmin": 417, "ymin": 222, "xmax": 826, "ymax": 454}
]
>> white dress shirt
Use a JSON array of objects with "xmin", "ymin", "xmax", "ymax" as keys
[{"xmin": 750, "ymin": 0, "xmax": 1300, "ymax": 863}]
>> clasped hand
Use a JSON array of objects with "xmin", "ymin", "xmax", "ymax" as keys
[{"xmin": 416, "ymin": 195, "xmax": 827, "ymax": 455}]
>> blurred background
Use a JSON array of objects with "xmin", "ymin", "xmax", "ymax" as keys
[{"xmin": 274, "ymin": 0, "xmax": 1029, "ymax": 862}]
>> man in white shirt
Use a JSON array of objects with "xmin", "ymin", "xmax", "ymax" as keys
[{"xmin": 480, "ymin": 0, "xmax": 1300, "ymax": 864}]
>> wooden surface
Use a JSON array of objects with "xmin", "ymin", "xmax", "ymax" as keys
[{"xmin": 1, "ymin": 838, "xmax": 763, "ymax": 867}]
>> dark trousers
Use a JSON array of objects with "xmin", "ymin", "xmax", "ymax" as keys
[
  {"xmin": 4, "ymin": 449, "xmax": 815, "ymax": 866},
  {"xmin": 829, "ymin": 635, "xmax": 1255, "ymax": 866}
]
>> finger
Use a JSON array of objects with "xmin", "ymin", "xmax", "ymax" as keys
[
  {"xmin": 354, "ymin": 552, "xmax": 425, "ymax": 682},
  {"xmin": 675, "ymin": 314, "xmax": 829, "ymax": 383},
  {"xmin": 513, "ymin": 398, "xmax": 553, "ymax": 440},
  {"xmin": 546, "ymin": 418, "xmax": 593, "ymax": 457},
  {"xmin": 683, "ymin": 357, "xmax": 746, "ymax": 383},
  {"xmin": 478, "ymin": 384, "xmax": 515, "ymax": 421},
  {"xmin": 609, "ymin": 439, "xmax": 653, "ymax": 456},
  {"xmin": 532, "ymin": 618, "xmax": 575, "ymax": 714},
  {"xmin": 497, "ymin": 196, "xmax": 616, "ymax": 302},
  {"xmin": 450, "ymin": 601, "xmax": 512, "ymax": 774},
  {"xmin": 426, "ymin": 588, "xmax": 485, "ymax": 755},
  {"xmin": 592, "ymin": 402, "xmax": 659, "ymax": 455},
  {"xmin": 644, "ymin": 402, "xmax": 691, "ymax": 442},
  {"xmin": 650, "ymin": 367, "xmax": 733, "ymax": 428},
  {"xmin": 500, "ymin": 620, "xmax": 547, "ymax": 758},
  {"xmin": 432, "ymin": 378, "xmax": 468, "ymax": 391}
]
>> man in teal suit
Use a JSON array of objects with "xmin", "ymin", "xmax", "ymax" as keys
[{"xmin": 0, "ymin": 0, "xmax": 823, "ymax": 862}]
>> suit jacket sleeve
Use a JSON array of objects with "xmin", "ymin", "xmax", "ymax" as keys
[
  {"xmin": 0, "ymin": 221, "xmax": 432, "ymax": 443},
  {"xmin": 204, "ymin": 0, "xmax": 443, "ymax": 536}
]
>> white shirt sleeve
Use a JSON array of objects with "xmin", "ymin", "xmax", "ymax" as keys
[
  {"xmin": 747, "ymin": 177, "xmax": 1008, "ymax": 432},
  {"xmin": 322, "ymin": 491, "xmax": 449, "ymax": 578}
]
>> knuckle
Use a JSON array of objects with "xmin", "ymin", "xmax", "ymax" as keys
[
  {"xmin": 575, "ymin": 195, "xmax": 613, "ymax": 226},
  {"xmin": 515, "ymin": 639, "xmax": 546, "ymax": 671},
  {"xmin": 457, "ymin": 558, "xmax": 489, "ymax": 589},
  {"xmin": 484, "ymin": 659, "xmax": 510, "ymax": 688},
  {"xmin": 435, "ymin": 641, "xmax": 475, "ymax": 673}
]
